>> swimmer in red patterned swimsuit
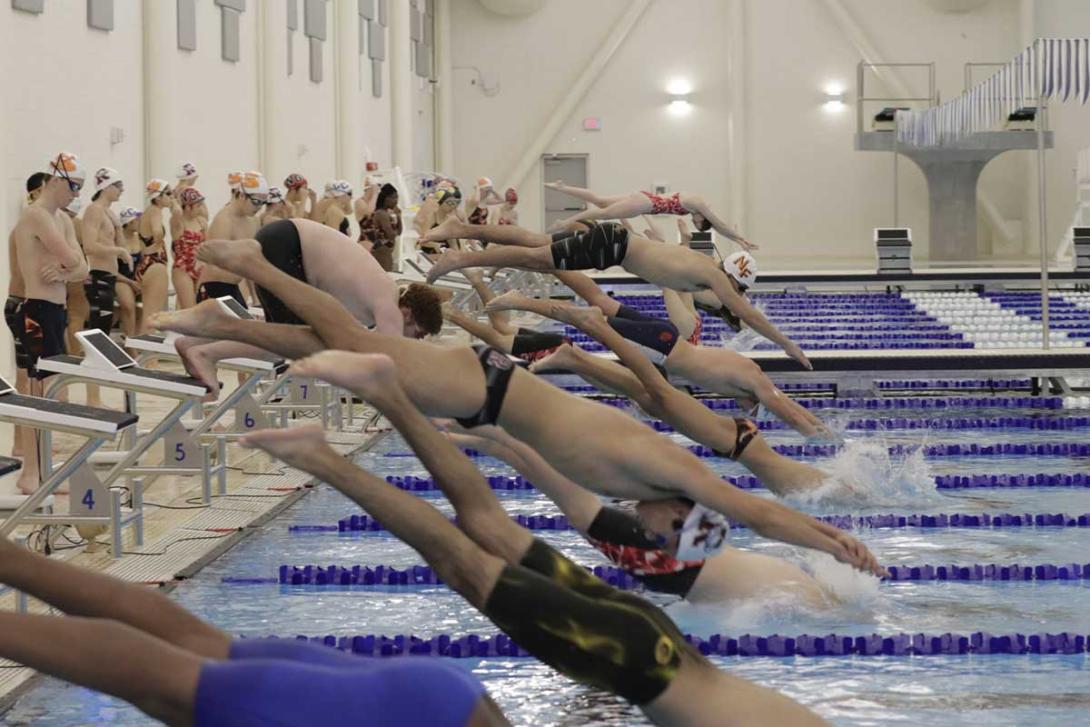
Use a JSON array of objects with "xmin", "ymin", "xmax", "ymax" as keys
[
  {"xmin": 170, "ymin": 187, "xmax": 208, "ymax": 309},
  {"xmin": 448, "ymin": 426, "xmax": 833, "ymax": 606},
  {"xmin": 545, "ymin": 180, "xmax": 756, "ymax": 251}
]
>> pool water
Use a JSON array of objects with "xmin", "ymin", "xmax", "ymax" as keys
[{"xmin": 5, "ymin": 392, "xmax": 1090, "ymax": 725}]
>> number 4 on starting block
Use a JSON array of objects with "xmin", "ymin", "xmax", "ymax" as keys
[{"xmin": 68, "ymin": 463, "xmax": 108, "ymax": 517}]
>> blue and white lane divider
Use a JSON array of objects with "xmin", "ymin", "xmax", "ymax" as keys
[
  {"xmin": 646, "ymin": 415, "xmax": 1090, "ymax": 433},
  {"xmin": 237, "ymin": 631, "xmax": 1090, "ymax": 658},
  {"xmin": 286, "ymin": 511, "xmax": 1090, "ymax": 534},
  {"xmin": 378, "ymin": 472, "xmax": 1090, "ymax": 493},
  {"xmin": 218, "ymin": 562, "xmax": 1090, "ymax": 588}
]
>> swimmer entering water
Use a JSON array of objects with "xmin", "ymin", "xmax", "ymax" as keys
[{"xmin": 244, "ymin": 353, "xmax": 831, "ymax": 726}]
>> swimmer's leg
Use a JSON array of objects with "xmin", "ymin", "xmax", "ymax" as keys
[
  {"xmin": 443, "ymin": 304, "xmax": 516, "ymax": 352},
  {"xmin": 0, "ymin": 538, "xmax": 230, "ymax": 658}
]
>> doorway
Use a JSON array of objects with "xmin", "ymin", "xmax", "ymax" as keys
[{"xmin": 542, "ymin": 154, "xmax": 588, "ymax": 230}]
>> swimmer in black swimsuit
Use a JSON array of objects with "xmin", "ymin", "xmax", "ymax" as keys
[
  {"xmin": 419, "ymin": 218, "xmax": 811, "ymax": 369},
  {"xmin": 154, "ymin": 243, "xmax": 885, "ymax": 580},
  {"xmin": 241, "ymin": 355, "xmax": 828, "ymax": 725},
  {"xmin": 447, "ymin": 427, "xmax": 833, "ymax": 606}
]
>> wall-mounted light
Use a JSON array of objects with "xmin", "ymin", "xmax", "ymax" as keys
[
  {"xmin": 666, "ymin": 78, "xmax": 693, "ymax": 116},
  {"xmin": 823, "ymin": 82, "xmax": 846, "ymax": 112}
]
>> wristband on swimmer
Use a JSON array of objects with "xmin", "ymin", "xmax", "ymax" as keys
[{"xmin": 674, "ymin": 504, "xmax": 729, "ymax": 561}]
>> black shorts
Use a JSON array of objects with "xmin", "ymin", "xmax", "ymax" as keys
[
  {"xmin": 607, "ymin": 305, "xmax": 680, "ymax": 364},
  {"xmin": 19, "ymin": 299, "xmax": 67, "ymax": 379},
  {"xmin": 198, "ymin": 281, "xmax": 246, "ymax": 308},
  {"xmin": 510, "ymin": 328, "xmax": 569, "ymax": 363},
  {"xmin": 483, "ymin": 538, "xmax": 689, "ymax": 705},
  {"xmin": 454, "ymin": 345, "xmax": 515, "ymax": 429},
  {"xmin": 5, "ymin": 296, "xmax": 30, "ymax": 371},
  {"xmin": 549, "ymin": 222, "xmax": 629, "ymax": 271},
  {"xmin": 254, "ymin": 219, "xmax": 305, "ymax": 325},
  {"xmin": 84, "ymin": 270, "xmax": 116, "ymax": 335}
]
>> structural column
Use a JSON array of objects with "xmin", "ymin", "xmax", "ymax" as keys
[
  {"xmin": 334, "ymin": 0, "xmax": 361, "ymax": 180},
  {"xmin": 389, "ymin": 0, "xmax": 414, "ymax": 170},
  {"xmin": 434, "ymin": 0, "xmax": 454, "ymax": 174}
]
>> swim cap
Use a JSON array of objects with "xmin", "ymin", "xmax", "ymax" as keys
[
  {"xmin": 267, "ymin": 186, "xmax": 285, "ymax": 205},
  {"xmin": 329, "ymin": 180, "xmax": 352, "ymax": 197},
  {"xmin": 504, "ymin": 187, "xmax": 518, "ymax": 204},
  {"xmin": 674, "ymin": 503, "xmax": 729, "ymax": 561},
  {"xmin": 93, "ymin": 167, "xmax": 123, "ymax": 193},
  {"xmin": 119, "ymin": 207, "xmax": 142, "ymax": 226},
  {"xmin": 722, "ymin": 251, "xmax": 757, "ymax": 290},
  {"xmin": 477, "ymin": 176, "xmax": 493, "ymax": 189},
  {"xmin": 240, "ymin": 172, "xmax": 270, "ymax": 197},
  {"xmin": 176, "ymin": 162, "xmax": 198, "ymax": 181},
  {"xmin": 178, "ymin": 187, "xmax": 205, "ymax": 207},
  {"xmin": 284, "ymin": 173, "xmax": 308, "ymax": 190},
  {"xmin": 435, "ymin": 178, "xmax": 455, "ymax": 192},
  {"xmin": 47, "ymin": 152, "xmax": 85, "ymax": 182},
  {"xmin": 65, "ymin": 197, "xmax": 82, "ymax": 215},
  {"xmin": 145, "ymin": 178, "xmax": 171, "ymax": 198},
  {"xmin": 436, "ymin": 187, "xmax": 462, "ymax": 206},
  {"xmin": 228, "ymin": 171, "xmax": 244, "ymax": 191}
]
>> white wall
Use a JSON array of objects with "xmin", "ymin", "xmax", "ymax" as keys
[
  {"xmin": 0, "ymin": 0, "xmax": 429, "ymax": 382},
  {"xmin": 449, "ymin": 0, "xmax": 1049, "ymax": 264}
]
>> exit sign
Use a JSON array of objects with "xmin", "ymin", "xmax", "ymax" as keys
[{"xmin": 583, "ymin": 117, "xmax": 602, "ymax": 131}]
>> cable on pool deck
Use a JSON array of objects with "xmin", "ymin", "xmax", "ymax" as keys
[{"xmin": 233, "ymin": 631, "xmax": 1090, "ymax": 658}]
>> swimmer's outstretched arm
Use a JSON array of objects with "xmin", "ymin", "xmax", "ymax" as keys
[
  {"xmin": 0, "ymin": 536, "xmax": 229, "ymax": 658},
  {"xmin": 446, "ymin": 428, "xmax": 603, "ymax": 533}
]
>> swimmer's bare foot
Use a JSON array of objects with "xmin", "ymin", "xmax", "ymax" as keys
[
  {"xmin": 484, "ymin": 290, "xmax": 532, "ymax": 314},
  {"xmin": 460, "ymin": 268, "xmax": 485, "ymax": 286},
  {"xmin": 425, "ymin": 250, "xmax": 470, "ymax": 284},
  {"xmin": 543, "ymin": 181, "xmax": 566, "ymax": 191},
  {"xmin": 175, "ymin": 336, "xmax": 221, "ymax": 400},
  {"xmin": 15, "ymin": 472, "xmax": 39, "ymax": 496},
  {"xmin": 289, "ymin": 352, "xmax": 399, "ymax": 402},
  {"xmin": 528, "ymin": 342, "xmax": 580, "ymax": 374},
  {"xmin": 551, "ymin": 303, "xmax": 607, "ymax": 333},
  {"xmin": 196, "ymin": 238, "xmax": 263, "ymax": 275},
  {"xmin": 420, "ymin": 216, "xmax": 467, "ymax": 244},
  {"xmin": 151, "ymin": 300, "xmax": 233, "ymax": 338},
  {"xmin": 241, "ymin": 424, "xmax": 336, "ymax": 472}
]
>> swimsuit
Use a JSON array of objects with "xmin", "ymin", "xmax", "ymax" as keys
[
  {"xmin": 117, "ymin": 251, "xmax": 140, "ymax": 281},
  {"xmin": 454, "ymin": 345, "xmax": 515, "ymax": 429},
  {"xmin": 511, "ymin": 327, "xmax": 571, "ymax": 363},
  {"xmin": 197, "ymin": 282, "xmax": 246, "ymax": 308},
  {"xmin": 84, "ymin": 270, "xmax": 116, "ymax": 335},
  {"xmin": 686, "ymin": 314, "xmax": 703, "ymax": 346},
  {"xmin": 194, "ymin": 638, "xmax": 485, "ymax": 727},
  {"xmin": 5, "ymin": 296, "xmax": 30, "ymax": 370},
  {"xmin": 607, "ymin": 304, "xmax": 680, "ymax": 365},
  {"xmin": 641, "ymin": 191, "xmax": 688, "ymax": 216},
  {"xmin": 254, "ymin": 218, "xmax": 306, "ymax": 325},
  {"xmin": 483, "ymin": 538, "xmax": 693, "ymax": 705},
  {"xmin": 587, "ymin": 506, "xmax": 705, "ymax": 597},
  {"xmin": 712, "ymin": 418, "xmax": 760, "ymax": 460},
  {"xmin": 338, "ymin": 217, "xmax": 350, "ymax": 237},
  {"xmin": 134, "ymin": 251, "xmax": 167, "ymax": 281},
  {"xmin": 18, "ymin": 299, "xmax": 67, "ymax": 379},
  {"xmin": 173, "ymin": 227, "xmax": 205, "ymax": 282},
  {"xmin": 549, "ymin": 222, "xmax": 629, "ymax": 271}
]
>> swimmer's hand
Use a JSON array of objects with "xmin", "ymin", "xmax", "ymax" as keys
[
  {"xmin": 736, "ymin": 237, "xmax": 758, "ymax": 251},
  {"xmin": 784, "ymin": 342, "xmax": 812, "ymax": 370},
  {"xmin": 40, "ymin": 263, "xmax": 67, "ymax": 284},
  {"xmin": 116, "ymin": 248, "xmax": 133, "ymax": 266},
  {"xmin": 833, "ymin": 532, "xmax": 888, "ymax": 578}
]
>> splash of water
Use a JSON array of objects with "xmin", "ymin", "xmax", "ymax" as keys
[{"xmin": 787, "ymin": 437, "xmax": 940, "ymax": 508}]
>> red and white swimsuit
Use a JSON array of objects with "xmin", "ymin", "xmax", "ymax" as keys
[{"xmin": 641, "ymin": 191, "xmax": 688, "ymax": 216}]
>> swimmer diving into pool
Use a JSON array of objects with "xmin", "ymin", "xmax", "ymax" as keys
[
  {"xmin": 242, "ymin": 352, "xmax": 830, "ymax": 725},
  {"xmin": 418, "ymin": 219, "xmax": 810, "ymax": 369},
  {"xmin": 0, "ymin": 535, "xmax": 507, "ymax": 726},
  {"xmin": 151, "ymin": 239, "xmax": 884, "ymax": 576}
]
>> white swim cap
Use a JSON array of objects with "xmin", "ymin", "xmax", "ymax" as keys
[
  {"xmin": 228, "ymin": 171, "xmax": 244, "ymax": 191},
  {"xmin": 329, "ymin": 180, "xmax": 353, "ymax": 197},
  {"xmin": 176, "ymin": 161, "xmax": 198, "ymax": 180},
  {"xmin": 93, "ymin": 167, "xmax": 123, "ymax": 193},
  {"xmin": 119, "ymin": 207, "xmax": 142, "ymax": 226},
  {"xmin": 145, "ymin": 178, "xmax": 171, "ymax": 198},
  {"xmin": 239, "ymin": 172, "xmax": 270, "ymax": 197},
  {"xmin": 722, "ymin": 251, "xmax": 757, "ymax": 290},
  {"xmin": 47, "ymin": 152, "xmax": 86, "ymax": 182},
  {"xmin": 674, "ymin": 503, "xmax": 729, "ymax": 561},
  {"xmin": 267, "ymin": 186, "xmax": 285, "ymax": 205}
]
